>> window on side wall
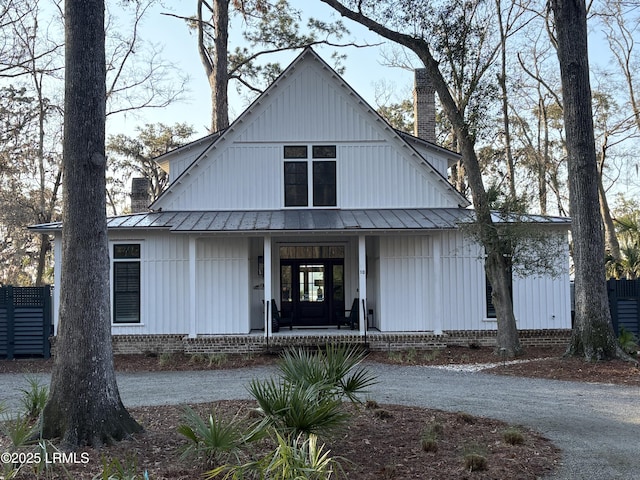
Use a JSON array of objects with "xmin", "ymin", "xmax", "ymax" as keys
[{"xmin": 112, "ymin": 243, "xmax": 141, "ymax": 324}]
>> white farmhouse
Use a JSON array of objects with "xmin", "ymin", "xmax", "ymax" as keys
[{"xmin": 32, "ymin": 48, "xmax": 571, "ymax": 353}]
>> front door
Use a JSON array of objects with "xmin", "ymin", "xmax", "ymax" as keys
[{"xmin": 281, "ymin": 260, "xmax": 344, "ymax": 327}]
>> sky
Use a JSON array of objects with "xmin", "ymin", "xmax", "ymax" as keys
[{"xmin": 107, "ymin": 1, "xmax": 415, "ymax": 138}]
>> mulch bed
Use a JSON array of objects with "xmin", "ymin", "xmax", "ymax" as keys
[{"xmin": 0, "ymin": 400, "xmax": 560, "ymax": 479}]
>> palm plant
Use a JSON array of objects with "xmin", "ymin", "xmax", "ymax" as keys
[
  {"xmin": 19, "ymin": 375, "xmax": 48, "ymax": 419},
  {"xmin": 248, "ymin": 378, "xmax": 348, "ymax": 437},
  {"xmin": 178, "ymin": 406, "xmax": 248, "ymax": 466},
  {"xmin": 278, "ymin": 344, "xmax": 378, "ymax": 403},
  {"xmin": 194, "ymin": 345, "xmax": 376, "ymax": 479},
  {"xmin": 206, "ymin": 432, "xmax": 341, "ymax": 480},
  {"xmin": 609, "ymin": 212, "xmax": 640, "ymax": 279}
]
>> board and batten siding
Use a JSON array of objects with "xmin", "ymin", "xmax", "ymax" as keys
[
  {"xmin": 159, "ymin": 142, "xmax": 459, "ymax": 211},
  {"xmin": 234, "ymin": 62, "xmax": 387, "ymax": 144},
  {"xmin": 109, "ymin": 234, "xmax": 251, "ymax": 336},
  {"xmin": 378, "ymin": 235, "xmax": 436, "ymax": 332},
  {"xmin": 110, "ymin": 232, "xmax": 190, "ymax": 336},
  {"xmin": 511, "ymin": 238, "xmax": 572, "ymax": 329},
  {"xmin": 166, "ymin": 140, "xmax": 213, "ymax": 183},
  {"xmin": 377, "ymin": 231, "xmax": 572, "ymax": 333},
  {"xmin": 195, "ymin": 237, "xmax": 250, "ymax": 334},
  {"xmin": 163, "ymin": 145, "xmax": 282, "ymax": 211},
  {"xmin": 440, "ymin": 231, "xmax": 490, "ymax": 331},
  {"xmin": 339, "ymin": 145, "xmax": 456, "ymax": 209}
]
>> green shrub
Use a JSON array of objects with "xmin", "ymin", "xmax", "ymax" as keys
[
  {"xmin": 618, "ymin": 327, "xmax": 639, "ymax": 355},
  {"xmin": 1, "ymin": 414, "xmax": 38, "ymax": 448},
  {"xmin": 19, "ymin": 375, "xmax": 48, "ymax": 419},
  {"xmin": 249, "ymin": 378, "xmax": 348, "ymax": 437},
  {"xmin": 462, "ymin": 443, "xmax": 488, "ymax": 472},
  {"xmin": 456, "ymin": 411, "xmax": 475, "ymax": 424},
  {"xmin": 189, "ymin": 353, "xmax": 207, "ymax": 364},
  {"xmin": 178, "ymin": 406, "xmax": 247, "ymax": 466},
  {"xmin": 208, "ymin": 353, "xmax": 229, "ymax": 367},
  {"xmin": 278, "ymin": 344, "xmax": 377, "ymax": 403},
  {"xmin": 464, "ymin": 452, "xmax": 487, "ymax": 471},
  {"xmin": 93, "ymin": 454, "xmax": 149, "ymax": 480},
  {"xmin": 207, "ymin": 432, "xmax": 342, "ymax": 480},
  {"xmin": 158, "ymin": 352, "xmax": 173, "ymax": 367},
  {"xmin": 184, "ymin": 345, "xmax": 376, "ymax": 479},
  {"xmin": 421, "ymin": 431, "xmax": 438, "ymax": 453},
  {"xmin": 422, "ymin": 350, "xmax": 441, "ymax": 362},
  {"xmin": 502, "ymin": 426, "xmax": 525, "ymax": 445}
]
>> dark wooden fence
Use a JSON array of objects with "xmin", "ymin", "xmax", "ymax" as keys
[
  {"xmin": 0, "ymin": 286, "xmax": 53, "ymax": 359},
  {"xmin": 608, "ymin": 279, "xmax": 640, "ymax": 337}
]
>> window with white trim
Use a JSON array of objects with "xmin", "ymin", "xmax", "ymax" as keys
[{"xmin": 112, "ymin": 244, "xmax": 141, "ymax": 324}]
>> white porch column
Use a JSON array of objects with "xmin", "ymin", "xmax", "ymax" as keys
[
  {"xmin": 188, "ymin": 236, "xmax": 197, "ymax": 338},
  {"xmin": 432, "ymin": 235, "xmax": 443, "ymax": 335},
  {"xmin": 263, "ymin": 235, "xmax": 273, "ymax": 336},
  {"xmin": 53, "ymin": 232, "xmax": 62, "ymax": 335},
  {"xmin": 358, "ymin": 235, "xmax": 367, "ymax": 335}
]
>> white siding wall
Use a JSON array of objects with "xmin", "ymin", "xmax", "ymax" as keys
[
  {"xmin": 339, "ymin": 145, "xmax": 455, "ymax": 208},
  {"xmin": 160, "ymin": 141, "xmax": 459, "ymax": 211},
  {"xmin": 196, "ymin": 237, "xmax": 250, "ymax": 334},
  {"xmin": 512, "ymin": 238, "xmax": 572, "ymax": 329},
  {"xmin": 440, "ymin": 232, "xmax": 489, "ymax": 330},
  {"xmin": 407, "ymin": 142, "xmax": 450, "ymax": 178},
  {"xmin": 379, "ymin": 231, "xmax": 572, "ymax": 332},
  {"xmin": 167, "ymin": 141, "xmax": 214, "ymax": 182},
  {"xmin": 165, "ymin": 145, "xmax": 282, "ymax": 210},
  {"xmin": 107, "ymin": 229, "xmax": 570, "ymax": 336},
  {"xmin": 378, "ymin": 236, "xmax": 436, "ymax": 332},
  {"xmin": 234, "ymin": 63, "xmax": 386, "ymax": 144},
  {"xmin": 111, "ymin": 232, "xmax": 190, "ymax": 335}
]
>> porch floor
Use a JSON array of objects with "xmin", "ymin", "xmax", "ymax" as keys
[{"xmin": 250, "ymin": 327, "xmax": 379, "ymax": 337}]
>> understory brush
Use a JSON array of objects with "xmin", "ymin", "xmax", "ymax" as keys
[{"xmin": 179, "ymin": 344, "xmax": 377, "ymax": 479}]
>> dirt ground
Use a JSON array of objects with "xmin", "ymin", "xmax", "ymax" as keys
[{"xmin": 1, "ymin": 345, "xmax": 637, "ymax": 479}]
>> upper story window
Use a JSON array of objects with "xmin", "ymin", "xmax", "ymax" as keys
[
  {"xmin": 284, "ymin": 145, "xmax": 336, "ymax": 207},
  {"xmin": 112, "ymin": 243, "xmax": 141, "ymax": 324}
]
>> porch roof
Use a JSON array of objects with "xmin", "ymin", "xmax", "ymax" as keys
[{"xmin": 29, "ymin": 208, "xmax": 570, "ymax": 234}]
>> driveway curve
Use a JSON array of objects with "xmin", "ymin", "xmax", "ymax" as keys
[{"xmin": 1, "ymin": 363, "xmax": 637, "ymax": 479}]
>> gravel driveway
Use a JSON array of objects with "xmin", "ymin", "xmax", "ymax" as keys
[{"xmin": 1, "ymin": 363, "xmax": 637, "ymax": 479}]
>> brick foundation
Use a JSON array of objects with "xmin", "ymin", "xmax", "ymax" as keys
[{"xmin": 74, "ymin": 329, "xmax": 572, "ymax": 356}]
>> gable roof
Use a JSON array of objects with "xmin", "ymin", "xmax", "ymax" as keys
[{"xmin": 150, "ymin": 47, "xmax": 470, "ymax": 211}]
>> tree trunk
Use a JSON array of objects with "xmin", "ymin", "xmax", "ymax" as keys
[
  {"xmin": 597, "ymin": 143, "xmax": 620, "ymax": 261},
  {"xmin": 551, "ymin": 0, "xmax": 620, "ymax": 360},
  {"xmin": 198, "ymin": 0, "xmax": 230, "ymax": 132},
  {"xmin": 41, "ymin": 0, "xmax": 142, "ymax": 448},
  {"xmin": 320, "ymin": 0, "xmax": 522, "ymax": 356}
]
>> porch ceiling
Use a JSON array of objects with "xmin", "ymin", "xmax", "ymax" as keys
[{"xmin": 28, "ymin": 208, "xmax": 570, "ymax": 234}]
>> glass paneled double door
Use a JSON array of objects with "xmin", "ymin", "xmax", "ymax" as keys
[{"xmin": 280, "ymin": 260, "xmax": 344, "ymax": 327}]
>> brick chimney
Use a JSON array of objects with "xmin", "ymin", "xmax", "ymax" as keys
[
  {"xmin": 413, "ymin": 69, "xmax": 436, "ymax": 143},
  {"xmin": 130, "ymin": 177, "xmax": 150, "ymax": 213}
]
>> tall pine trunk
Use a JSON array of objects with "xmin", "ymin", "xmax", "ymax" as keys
[
  {"xmin": 551, "ymin": 0, "xmax": 620, "ymax": 360},
  {"xmin": 41, "ymin": 0, "xmax": 141, "ymax": 448}
]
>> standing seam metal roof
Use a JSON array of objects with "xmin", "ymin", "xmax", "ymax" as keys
[{"xmin": 28, "ymin": 208, "xmax": 571, "ymax": 233}]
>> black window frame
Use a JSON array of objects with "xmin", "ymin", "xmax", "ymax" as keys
[
  {"xmin": 284, "ymin": 160, "xmax": 309, "ymax": 207},
  {"xmin": 112, "ymin": 243, "xmax": 141, "ymax": 324},
  {"xmin": 312, "ymin": 160, "xmax": 337, "ymax": 206},
  {"xmin": 283, "ymin": 145, "xmax": 337, "ymax": 208}
]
